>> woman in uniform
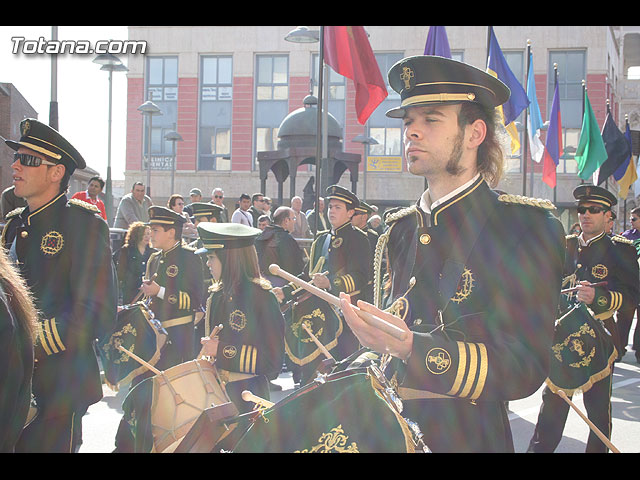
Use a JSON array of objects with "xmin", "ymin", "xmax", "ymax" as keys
[{"xmin": 197, "ymin": 222, "xmax": 285, "ymax": 413}]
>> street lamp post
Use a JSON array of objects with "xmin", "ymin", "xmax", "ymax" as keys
[
  {"xmin": 285, "ymin": 26, "xmax": 324, "ymax": 238},
  {"xmin": 93, "ymin": 52, "xmax": 128, "ymax": 224},
  {"xmin": 137, "ymin": 96, "xmax": 162, "ymax": 198},
  {"xmin": 165, "ymin": 126, "xmax": 183, "ymax": 196}
]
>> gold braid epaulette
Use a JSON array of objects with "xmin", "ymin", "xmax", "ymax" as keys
[
  {"xmin": 68, "ymin": 198, "xmax": 101, "ymax": 214},
  {"xmin": 383, "ymin": 204, "xmax": 417, "ymax": 224},
  {"xmin": 612, "ymin": 234, "xmax": 633, "ymax": 245},
  {"xmin": 497, "ymin": 194, "xmax": 556, "ymax": 210},
  {"xmin": 5, "ymin": 206, "xmax": 25, "ymax": 219}
]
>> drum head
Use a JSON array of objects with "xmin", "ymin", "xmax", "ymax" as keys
[{"xmin": 232, "ymin": 370, "xmax": 414, "ymax": 453}]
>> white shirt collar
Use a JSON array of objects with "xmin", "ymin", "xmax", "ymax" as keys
[{"xmin": 419, "ymin": 173, "xmax": 481, "ymax": 214}]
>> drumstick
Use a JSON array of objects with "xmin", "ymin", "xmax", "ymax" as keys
[
  {"xmin": 197, "ymin": 324, "xmax": 223, "ymax": 360},
  {"xmin": 301, "ymin": 323, "xmax": 335, "ymax": 361},
  {"xmin": 560, "ymin": 281, "xmax": 607, "ymax": 295},
  {"xmin": 117, "ymin": 345, "xmax": 163, "ymax": 376},
  {"xmin": 269, "ymin": 264, "xmax": 407, "ymax": 341},
  {"xmin": 556, "ymin": 389, "xmax": 620, "ymax": 453},
  {"xmin": 241, "ymin": 390, "xmax": 275, "ymax": 409}
]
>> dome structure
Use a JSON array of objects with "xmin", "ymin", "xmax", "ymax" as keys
[{"xmin": 256, "ymin": 96, "xmax": 361, "ymax": 207}]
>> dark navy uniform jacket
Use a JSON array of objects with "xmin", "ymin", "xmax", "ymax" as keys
[
  {"xmin": 377, "ymin": 177, "xmax": 566, "ymax": 452},
  {"xmin": 1, "ymin": 194, "xmax": 118, "ymax": 416},
  {"xmin": 564, "ymin": 232, "xmax": 639, "ymax": 317},
  {"xmin": 145, "ymin": 242, "xmax": 204, "ymax": 368}
]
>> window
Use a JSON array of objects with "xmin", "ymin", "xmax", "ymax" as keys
[
  {"xmin": 313, "ymin": 53, "xmax": 346, "ymax": 127},
  {"xmin": 144, "ymin": 57, "xmax": 179, "ymax": 169},
  {"xmin": 255, "ymin": 55, "xmax": 289, "ymax": 169},
  {"xmin": 199, "ymin": 56, "xmax": 233, "ymax": 170}
]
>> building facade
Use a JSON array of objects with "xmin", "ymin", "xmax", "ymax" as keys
[{"xmin": 124, "ymin": 26, "xmax": 640, "ymax": 232}]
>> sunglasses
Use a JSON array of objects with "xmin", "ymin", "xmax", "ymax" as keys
[
  {"xmin": 631, "ymin": 217, "xmax": 639, "ymax": 222},
  {"xmin": 214, "ymin": 195, "xmax": 223, "ymax": 199},
  {"xmin": 14, "ymin": 152, "xmax": 57, "ymax": 167},
  {"xmin": 577, "ymin": 205, "xmax": 607, "ymax": 214}
]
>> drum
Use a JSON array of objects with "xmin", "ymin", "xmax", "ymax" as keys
[
  {"xmin": 230, "ymin": 367, "xmax": 425, "ymax": 453},
  {"xmin": 546, "ymin": 297, "xmax": 617, "ymax": 396},
  {"xmin": 149, "ymin": 359, "xmax": 230, "ymax": 453},
  {"xmin": 98, "ymin": 301, "xmax": 167, "ymax": 389}
]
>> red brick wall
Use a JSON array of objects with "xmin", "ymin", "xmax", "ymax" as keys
[
  {"xmin": 126, "ymin": 77, "xmax": 144, "ymax": 171},
  {"xmin": 176, "ymin": 78, "xmax": 198, "ymax": 170},
  {"xmin": 231, "ymin": 77, "xmax": 253, "ymax": 171}
]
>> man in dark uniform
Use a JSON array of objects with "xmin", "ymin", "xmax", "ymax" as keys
[
  {"xmin": 276, "ymin": 185, "xmax": 371, "ymax": 379},
  {"xmin": 339, "ymin": 56, "xmax": 566, "ymax": 452},
  {"xmin": 528, "ymin": 184, "xmax": 638, "ymax": 453},
  {"xmin": 141, "ymin": 206, "xmax": 205, "ymax": 368},
  {"xmin": 2, "ymin": 118, "xmax": 118, "ymax": 452},
  {"xmin": 351, "ymin": 200, "xmax": 378, "ymax": 303}
]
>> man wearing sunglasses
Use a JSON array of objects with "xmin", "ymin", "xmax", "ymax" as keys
[
  {"xmin": 2, "ymin": 118, "xmax": 118, "ymax": 452},
  {"xmin": 529, "ymin": 184, "xmax": 638, "ymax": 453},
  {"xmin": 210, "ymin": 187, "xmax": 229, "ymax": 222}
]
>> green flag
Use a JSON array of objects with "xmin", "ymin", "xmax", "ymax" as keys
[{"xmin": 575, "ymin": 90, "xmax": 608, "ymax": 180}]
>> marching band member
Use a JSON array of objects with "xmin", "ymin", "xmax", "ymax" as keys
[
  {"xmin": 339, "ymin": 56, "xmax": 566, "ymax": 452},
  {"xmin": 197, "ymin": 222, "xmax": 285, "ymax": 412}
]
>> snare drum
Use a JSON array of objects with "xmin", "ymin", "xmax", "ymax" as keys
[
  {"xmin": 231, "ymin": 368, "xmax": 420, "ymax": 453},
  {"xmin": 150, "ymin": 359, "xmax": 230, "ymax": 453}
]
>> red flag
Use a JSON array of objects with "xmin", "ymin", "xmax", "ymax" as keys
[
  {"xmin": 324, "ymin": 26, "xmax": 388, "ymax": 125},
  {"xmin": 542, "ymin": 81, "xmax": 563, "ymax": 188}
]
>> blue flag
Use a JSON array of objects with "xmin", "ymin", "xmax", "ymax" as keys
[
  {"xmin": 486, "ymin": 27, "xmax": 530, "ymax": 153},
  {"xmin": 597, "ymin": 110, "xmax": 632, "ymax": 185},
  {"xmin": 424, "ymin": 26, "xmax": 451, "ymax": 58}
]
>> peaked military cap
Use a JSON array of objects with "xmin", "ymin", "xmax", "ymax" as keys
[
  {"xmin": 354, "ymin": 200, "xmax": 374, "ymax": 216},
  {"xmin": 148, "ymin": 206, "xmax": 187, "ymax": 227},
  {"xmin": 195, "ymin": 222, "xmax": 261, "ymax": 254},
  {"xmin": 191, "ymin": 202, "xmax": 223, "ymax": 221},
  {"xmin": 325, "ymin": 184, "xmax": 359, "ymax": 210},
  {"xmin": 385, "ymin": 55, "xmax": 511, "ymax": 118},
  {"xmin": 573, "ymin": 184, "xmax": 617, "ymax": 209},
  {"xmin": 4, "ymin": 118, "xmax": 86, "ymax": 172}
]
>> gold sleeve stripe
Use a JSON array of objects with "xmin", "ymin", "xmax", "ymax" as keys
[
  {"xmin": 470, "ymin": 343, "xmax": 488, "ymax": 401},
  {"xmin": 179, "ymin": 291, "xmax": 191, "ymax": 310},
  {"xmin": 459, "ymin": 342, "xmax": 479, "ymax": 398},
  {"xmin": 50, "ymin": 318, "xmax": 66, "ymax": 352},
  {"xmin": 239, "ymin": 345, "xmax": 257, "ymax": 374},
  {"xmin": 342, "ymin": 274, "xmax": 355, "ymax": 293},
  {"xmin": 610, "ymin": 291, "xmax": 623, "ymax": 311},
  {"xmin": 447, "ymin": 341, "xmax": 467, "ymax": 396},
  {"xmin": 42, "ymin": 318, "xmax": 59, "ymax": 354},
  {"xmin": 36, "ymin": 321, "xmax": 53, "ymax": 356}
]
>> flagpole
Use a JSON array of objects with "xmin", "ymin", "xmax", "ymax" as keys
[
  {"xmin": 605, "ymin": 99, "xmax": 611, "ymax": 190},
  {"xmin": 314, "ymin": 26, "xmax": 325, "ymax": 240},
  {"xmin": 522, "ymin": 40, "xmax": 531, "ymax": 196},
  {"xmin": 553, "ymin": 63, "xmax": 558, "ymax": 205},
  {"xmin": 624, "ymin": 115, "xmax": 629, "ymax": 230},
  {"xmin": 580, "ymin": 80, "xmax": 585, "ymax": 185}
]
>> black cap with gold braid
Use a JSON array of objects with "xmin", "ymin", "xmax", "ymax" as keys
[
  {"xmin": 385, "ymin": 55, "xmax": 510, "ymax": 118},
  {"xmin": 148, "ymin": 206, "xmax": 187, "ymax": 228},
  {"xmin": 4, "ymin": 118, "xmax": 86, "ymax": 173},
  {"xmin": 195, "ymin": 222, "xmax": 261, "ymax": 254},
  {"xmin": 190, "ymin": 202, "xmax": 223, "ymax": 222},
  {"xmin": 325, "ymin": 184, "xmax": 359, "ymax": 210},
  {"xmin": 573, "ymin": 184, "xmax": 617, "ymax": 209}
]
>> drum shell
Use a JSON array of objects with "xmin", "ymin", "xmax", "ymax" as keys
[
  {"xmin": 232, "ymin": 368, "xmax": 415, "ymax": 453},
  {"xmin": 150, "ymin": 359, "xmax": 230, "ymax": 453},
  {"xmin": 99, "ymin": 302, "xmax": 167, "ymax": 389}
]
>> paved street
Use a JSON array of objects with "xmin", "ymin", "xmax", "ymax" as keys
[{"xmin": 79, "ymin": 344, "xmax": 640, "ymax": 454}]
